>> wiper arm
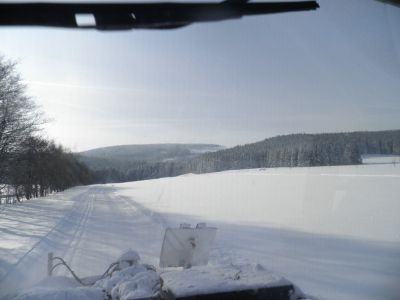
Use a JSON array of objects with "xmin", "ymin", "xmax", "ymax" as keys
[{"xmin": 0, "ymin": 1, "xmax": 319, "ymax": 31}]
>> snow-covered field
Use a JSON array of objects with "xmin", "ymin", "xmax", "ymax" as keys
[
  {"xmin": 0, "ymin": 164, "xmax": 399, "ymax": 299},
  {"xmin": 362, "ymin": 154, "xmax": 400, "ymax": 165}
]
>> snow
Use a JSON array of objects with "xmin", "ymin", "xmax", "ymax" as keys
[
  {"xmin": 114, "ymin": 164, "xmax": 400, "ymax": 242},
  {"xmin": 0, "ymin": 164, "xmax": 399, "ymax": 300},
  {"xmin": 10, "ymin": 277, "xmax": 102, "ymax": 300},
  {"xmin": 161, "ymin": 263, "xmax": 295, "ymax": 298},
  {"xmin": 362, "ymin": 154, "xmax": 400, "ymax": 165},
  {"xmin": 94, "ymin": 263, "xmax": 161, "ymax": 300},
  {"xmin": 115, "ymin": 250, "xmax": 141, "ymax": 270},
  {"xmin": 11, "ymin": 287, "xmax": 103, "ymax": 300}
]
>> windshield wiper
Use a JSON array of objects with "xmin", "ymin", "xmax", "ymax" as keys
[{"xmin": 0, "ymin": 1, "xmax": 319, "ymax": 30}]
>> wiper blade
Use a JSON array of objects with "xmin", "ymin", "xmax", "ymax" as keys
[{"xmin": 0, "ymin": 1, "xmax": 319, "ymax": 30}]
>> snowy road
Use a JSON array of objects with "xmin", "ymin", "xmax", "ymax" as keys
[
  {"xmin": 1, "ymin": 165, "xmax": 400, "ymax": 299},
  {"xmin": 0, "ymin": 186, "xmax": 166, "ymax": 298}
]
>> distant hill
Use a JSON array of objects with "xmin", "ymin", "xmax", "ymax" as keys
[
  {"xmin": 77, "ymin": 144, "xmax": 224, "ymax": 181},
  {"xmin": 78, "ymin": 130, "xmax": 400, "ymax": 183},
  {"xmin": 80, "ymin": 143, "xmax": 223, "ymax": 163}
]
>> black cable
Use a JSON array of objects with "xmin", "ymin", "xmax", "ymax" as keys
[
  {"xmin": 50, "ymin": 256, "xmax": 88, "ymax": 286},
  {"xmin": 49, "ymin": 256, "xmax": 160, "ymax": 290},
  {"xmin": 100, "ymin": 262, "xmax": 119, "ymax": 278}
]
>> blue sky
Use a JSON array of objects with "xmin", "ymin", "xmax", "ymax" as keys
[{"xmin": 1, "ymin": 0, "xmax": 400, "ymax": 151}]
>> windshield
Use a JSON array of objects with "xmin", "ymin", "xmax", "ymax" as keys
[{"xmin": 0, "ymin": 1, "xmax": 399, "ymax": 300}]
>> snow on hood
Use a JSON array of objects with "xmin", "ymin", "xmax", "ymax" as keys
[
  {"xmin": 116, "ymin": 249, "xmax": 141, "ymax": 270},
  {"xmin": 161, "ymin": 263, "xmax": 291, "ymax": 298},
  {"xmin": 95, "ymin": 264, "xmax": 161, "ymax": 300}
]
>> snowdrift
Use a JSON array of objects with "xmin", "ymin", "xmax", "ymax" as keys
[{"xmin": 114, "ymin": 164, "xmax": 400, "ymax": 243}]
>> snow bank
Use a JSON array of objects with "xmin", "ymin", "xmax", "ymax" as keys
[
  {"xmin": 362, "ymin": 154, "xmax": 400, "ymax": 165},
  {"xmin": 114, "ymin": 164, "xmax": 400, "ymax": 242}
]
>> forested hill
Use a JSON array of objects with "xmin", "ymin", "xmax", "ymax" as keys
[
  {"xmin": 82, "ymin": 130, "xmax": 400, "ymax": 183},
  {"xmin": 77, "ymin": 144, "xmax": 224, "ymax": 182},
  {"xmin": 187, "ymin": 130, "xmax": 400, "ymax": 173},
  {"xmin": 79, "ymin": 144, "xmax": 224, "ymax": 165}
]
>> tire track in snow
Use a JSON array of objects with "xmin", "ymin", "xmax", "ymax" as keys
[
  {"xmin": 114, "ymin": 193, "xmax": 169, "ymax": 266},
  {"xmin": 2, "ymin": 186, "xmax": 190, "ymax": 298},
  {"xmin": 0, "ymin": 202, "xmax": 77, "ymax": 284},
  {"xmin": 118, "ymin": 194, "xmax": 169, "ymax": 229},
  {"xmin": 0, "ymin": 187, "xmax": 95, "ymax": 298},
  {"xmin": 57, "ymin": 191, "xmax": 95, "ymax": 275}
]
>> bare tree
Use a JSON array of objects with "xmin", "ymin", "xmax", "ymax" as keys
[{"xmin": 0, "ymin": 56, "xmax": 43, "ymax": 185}]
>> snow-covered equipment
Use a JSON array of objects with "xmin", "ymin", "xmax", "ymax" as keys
[
  {"xmin": 39, "ymin": 227, "xmax": 306, "ymax": 300},
  {"xmin": 46, "ymin": 250, "xmax": 163, "ymax": 300},
  {"xmin": 159, "ymin": 223, "xmax": 217, "ymax": 269},
  {"xmin": 159, "ymin": 264, "xmax": 303, "ymax": 300},
  {"xmin": 94, "ymin": 254, "xmax": 162, "ymax": 300}
]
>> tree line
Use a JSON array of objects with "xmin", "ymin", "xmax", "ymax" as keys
[
  {"xmin": 0, "ymin": 56, "xmax": 93, "ymax": 202},
  {"xmin": 89, "ymin": 130, "xmax": 400, "ymax": 183},
  {"xmin": 186, "ymin": 131, "xmax": 400, "ymax": 173}
]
